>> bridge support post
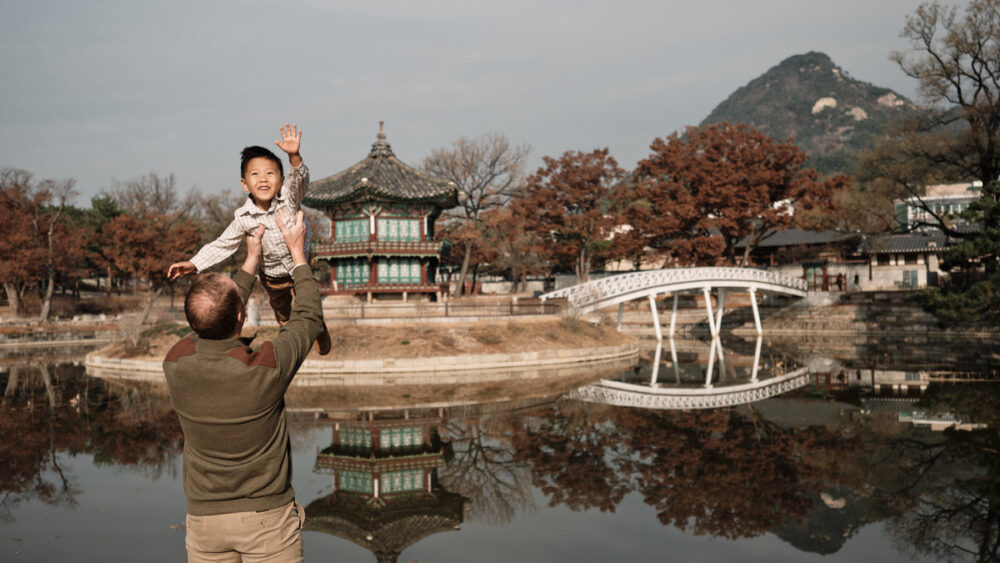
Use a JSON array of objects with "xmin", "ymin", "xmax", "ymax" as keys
[
  {"xmin": 669, "ymin": 293, "xmax": 678, "ymax": 338},
  {"xmin": 650, "ymin": 341, "xmax": 662, "ymax": 385},
  {"xmin": 702, "ymin": 287, "xmax": 717, "ymax": 338},
  {"xmin": 705, "ymin": 337, "xmax": 717, "ymax": 388},
  {"xmin": 751, "ymin": 335, "xmax": 762, "ymax": 382},
  {"xmin": 648, "ymin": 294, "xmax": 662, "ymax": 341},
  {"xmin": 749, "ymin": 287, "xmax": 762, "ymax": 335},
  {"xmin": 669, "ymin": 337, "xmax": 680, "ymax": 383},
  {"xmin": 715, "ymin": 289, "xmax": 726, "ymax": 333},
  {"xmin": 617, "ymin": 303, "xmax": 624, "ymax": 331}
]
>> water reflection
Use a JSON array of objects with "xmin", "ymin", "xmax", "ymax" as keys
[
  {"xmin": 2, "ymin": 336, "xmax": 999, "ymax": 562},
  {"xmin": 305, "ymin": 411, "xmax": 467, "ymax": 562},
  {"xmin": 0, "ymin": 360, "xmax": 182, "ymax": 525}
]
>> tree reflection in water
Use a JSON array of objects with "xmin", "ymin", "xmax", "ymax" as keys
[
  {"xmin": 451, "ymin": 381, "xmax": 1000, "ymax": 562},
  {"xmin": 0, "ymin": 363, "xmax": 182, "ymax": 523},
  {"xmin": 437, "ymin": 413, "xmax": 536, "ymax": 525},
  {"xmin": 865, "ymin": 384, "xmax": 1000, "ymax": 563},
  {"xmin": 3, "ymin": 357, "xmax": 999, "ymax": 562}
]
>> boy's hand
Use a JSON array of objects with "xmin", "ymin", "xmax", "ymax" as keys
[
  {"xmin": 168, "ymin": 261, "xmax": 196, "ymax": 280},
  {"xmin": 274, "ymin": 208, "xmax": 307, "ymax": 266},
  {"xmin": 275, "ymin": 123, "xmax": 301, "ymax": 158}
]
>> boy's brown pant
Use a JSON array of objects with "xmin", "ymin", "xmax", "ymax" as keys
[
  {"xmin": 261, "ymin": 273, "xmax": 329, "ymax": 353},
  {"xmin": 260, "ymin": 273, "xmax": 295, "ymax": 325}
]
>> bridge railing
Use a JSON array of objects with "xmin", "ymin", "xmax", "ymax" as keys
[{"xmin": 541, "ymin": 267, "xmax": 808, "ymax": 310}]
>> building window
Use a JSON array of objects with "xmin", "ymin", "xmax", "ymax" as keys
[
  {"xmin": 340, "ymin": 471, "xmax": 373, "ymax": 494},
  {"xmin": 380, "ymin": 426, "xmax": 422, "ymax": 449},
  {"xmin": 338, "ymin": 427, "xmax": 372, "ymax": 448},
  {"xmin": 382, "ymin": 469, "xmax": 423, "ymax": 494},
  {"xmin": 902, "ymin": 270, "xmax": 919, "ymax": 288},
  {"xmin": 877, "ymin": 254, "xmax": 890, "ymax": 266},
  {"xmin": 377, "ymin": 218, "xmax": 420, "ymax": 242},
  {"xmin": 336, "ymin": 219, "xmax": 368, "ymax": 242},
  {"xmin": 338, "ymin": 259, "xmax": 369, "ymax": 287},
  {"xmin": 904, "ymin": 253, "xmax": 918, "ymax": 265},
  {"xmin": 377, "ymin": 258, "xmax": 420, "ymax": 284}
]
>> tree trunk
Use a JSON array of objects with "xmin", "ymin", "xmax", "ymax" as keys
[
  {"xmin": 3, "ymin": 282, "xmax": 23, "ymax": 316},
  {"xmin": 141, "ymin": 285, "xmax": 165, "ymax": 325},
  {"xmin": 509, "ymin": 265, "xmax": 520, "ymax": 294},
  {"xmin": 39, "ymin": 270, "xmax": 56, "ymax": 323},
  {"xmin": 576, "ymin": 244, "xmax": 590, "ymax": 283},
  {"xmin": 454, "ymin": 244, "xmax": 472, "ymax": 297},
  {"xmin": 106, "ymin": 265, "xmax": 113, "ymax": 297}
]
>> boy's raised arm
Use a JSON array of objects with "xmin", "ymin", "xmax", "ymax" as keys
[
  {"xmin": 274, "ymin": 123, "xmax": 302, "ymax": 169},
  {"xmin": 275, "ymin": 123, "xmax": 310, "ymax": 208}
]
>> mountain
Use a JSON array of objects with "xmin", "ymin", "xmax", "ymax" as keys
[{"xmin": 700, "ymin": 52, "xmax": 917, "ymax": 175}]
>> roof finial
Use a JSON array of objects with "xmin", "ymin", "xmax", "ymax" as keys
[{"xmin": 370, "ymin": 120, "xmax": 393, "ymax": 157}]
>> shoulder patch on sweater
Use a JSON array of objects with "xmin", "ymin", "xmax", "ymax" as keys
[
  {"xmin": 227, "ymin": 341, "xmax": 277, "ymax": 368},
  {"xmin": 165, "ymin": 337, "xmax": 197, "ymax": 363}
]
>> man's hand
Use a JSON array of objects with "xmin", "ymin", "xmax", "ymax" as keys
[
  {"xmin": 168, "ymin": 261, "xmax": 196, "ymax": 280},
  {"xmin": 275, "ymin": 208, "xmax": 308, "ymax": 267},
  {"xmin": 275, "ymin": 123, "xmax": 302, "ymax": 167},
  {"xmin": 241, "ymin": 225, "xmax": 266, "ymax": 275}
]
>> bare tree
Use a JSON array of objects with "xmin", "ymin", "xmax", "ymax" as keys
[
  {"xmin": 872, "ymin": 0, "xmax": 1000, "ymax": 235},
  {"xmin": 423, "ymin": 133, "xmax": 530, "ymax": 296},
  {"xmin": 107, "ymin": 172, "xmax": 197, "ymax": 221}
]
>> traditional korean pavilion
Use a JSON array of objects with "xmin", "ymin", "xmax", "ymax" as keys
[
  {"xmin": 304, "ymin": 123, "xmax": 458, "ymax": 301},
  {"xmin": 307, "ymin": 412, "xmax": 466, "ymax": 562}
]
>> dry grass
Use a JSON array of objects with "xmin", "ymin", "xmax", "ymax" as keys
[{"xmin": 99, "ymin": 317, "xmax": 634, "ymax": 360}]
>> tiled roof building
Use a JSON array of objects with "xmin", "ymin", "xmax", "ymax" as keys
[{"xmin": 304, "ymin": 123, "xmax": 458, "ymax": 301}]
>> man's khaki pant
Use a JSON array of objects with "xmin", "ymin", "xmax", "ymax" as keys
[{"xmin": 185, "ymin": 500, "xmax": 305, "ymax": 563}]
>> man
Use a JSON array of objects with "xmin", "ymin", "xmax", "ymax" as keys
[{"xmin": 164, "ymin": 208, "xmax": 323, "ymax": 562}]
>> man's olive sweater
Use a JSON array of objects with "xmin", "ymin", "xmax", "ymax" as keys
[{"xmin": 163, "ymin": 265, "xmax": 323, "ymax": 516}]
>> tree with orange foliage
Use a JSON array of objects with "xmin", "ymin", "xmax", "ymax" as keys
[
  {"xmin": 625, "ymin": 123, "xmax": 849, "ymax": 266},
  {"xmin": 0, "ymin": 168, "xmax": 88, "ymax": 322},
  {"xmin": 481, "ymin": 205, "xmax": 547, "ymax": 293},
  {"xmin": 522, "ymin": 149, "xmax": 625, "ymax": 282},
  {"xmin": 102, "ymin": 212, "xmax": 199, "ymax": 324}
]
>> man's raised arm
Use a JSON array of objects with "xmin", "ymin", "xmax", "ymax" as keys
[
  {"xmin": 232, "ymin": 225, "xmax": 265, "ymax": 302},
  {"xmin": 271, "ymin": 209, "xmax": 323, "ymax": 379}
]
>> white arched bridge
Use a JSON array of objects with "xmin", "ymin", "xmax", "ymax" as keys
[{"xmin": 540, "ymin": 267, "xmax": 808, "ymax": 340}]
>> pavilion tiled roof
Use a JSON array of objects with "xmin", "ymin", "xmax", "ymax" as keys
[
  {"xmin": 304, "ymin": 124, "xmax": 458, "ymax": 208},
  {"xmin": 304, "ymin": 490, "xmax": 466, "ymax": 563}
]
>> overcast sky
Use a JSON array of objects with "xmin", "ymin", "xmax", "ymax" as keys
[{"xmin": 1, "ymin": 0, "xmax": 927, "ymax": 205}]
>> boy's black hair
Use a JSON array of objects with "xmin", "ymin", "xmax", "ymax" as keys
[{"xmin": 240, "ymin": 146, "xmax": 284, "ymax": 178}]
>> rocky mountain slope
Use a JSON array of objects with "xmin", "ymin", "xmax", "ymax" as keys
[{"xmin": 700, "ymin": 51, "xmax": 917, "ymax": 175}]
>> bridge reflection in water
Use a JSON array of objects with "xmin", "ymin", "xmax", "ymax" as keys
[{"xmin": 568, "ymin": 337, "xmax": 810, "ymax": 410}]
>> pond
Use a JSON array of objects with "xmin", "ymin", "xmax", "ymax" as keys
[{"xmin": 2, "ymin": 334, "xmax": 999, "ymax": 562}]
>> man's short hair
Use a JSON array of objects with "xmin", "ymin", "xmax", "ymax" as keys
[
  {"xmin": 185, "ymin": 273, "xmax": 244, "ymax": 340},
  {"xmin": 241, "ymin": 145, "xmax": 284, "ymax": 179}
]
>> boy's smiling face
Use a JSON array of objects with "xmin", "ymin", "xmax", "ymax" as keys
[{"xmin": 241, "ymin": 156, "xmax": 284, "ymax": 211}]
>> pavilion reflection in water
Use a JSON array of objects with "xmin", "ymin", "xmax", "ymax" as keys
[{"xmin": 305, "ymin": 409, "xmax": 468, "ymax": 563}]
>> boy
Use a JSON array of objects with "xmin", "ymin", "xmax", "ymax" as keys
[{"xmin": 168, "ymin": 123, "xmax": 331, "ymax": 355}]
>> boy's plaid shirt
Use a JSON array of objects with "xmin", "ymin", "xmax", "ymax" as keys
[{"xmin": 189, "ymin": 164, "xmax": 312, "ymax": 278}]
